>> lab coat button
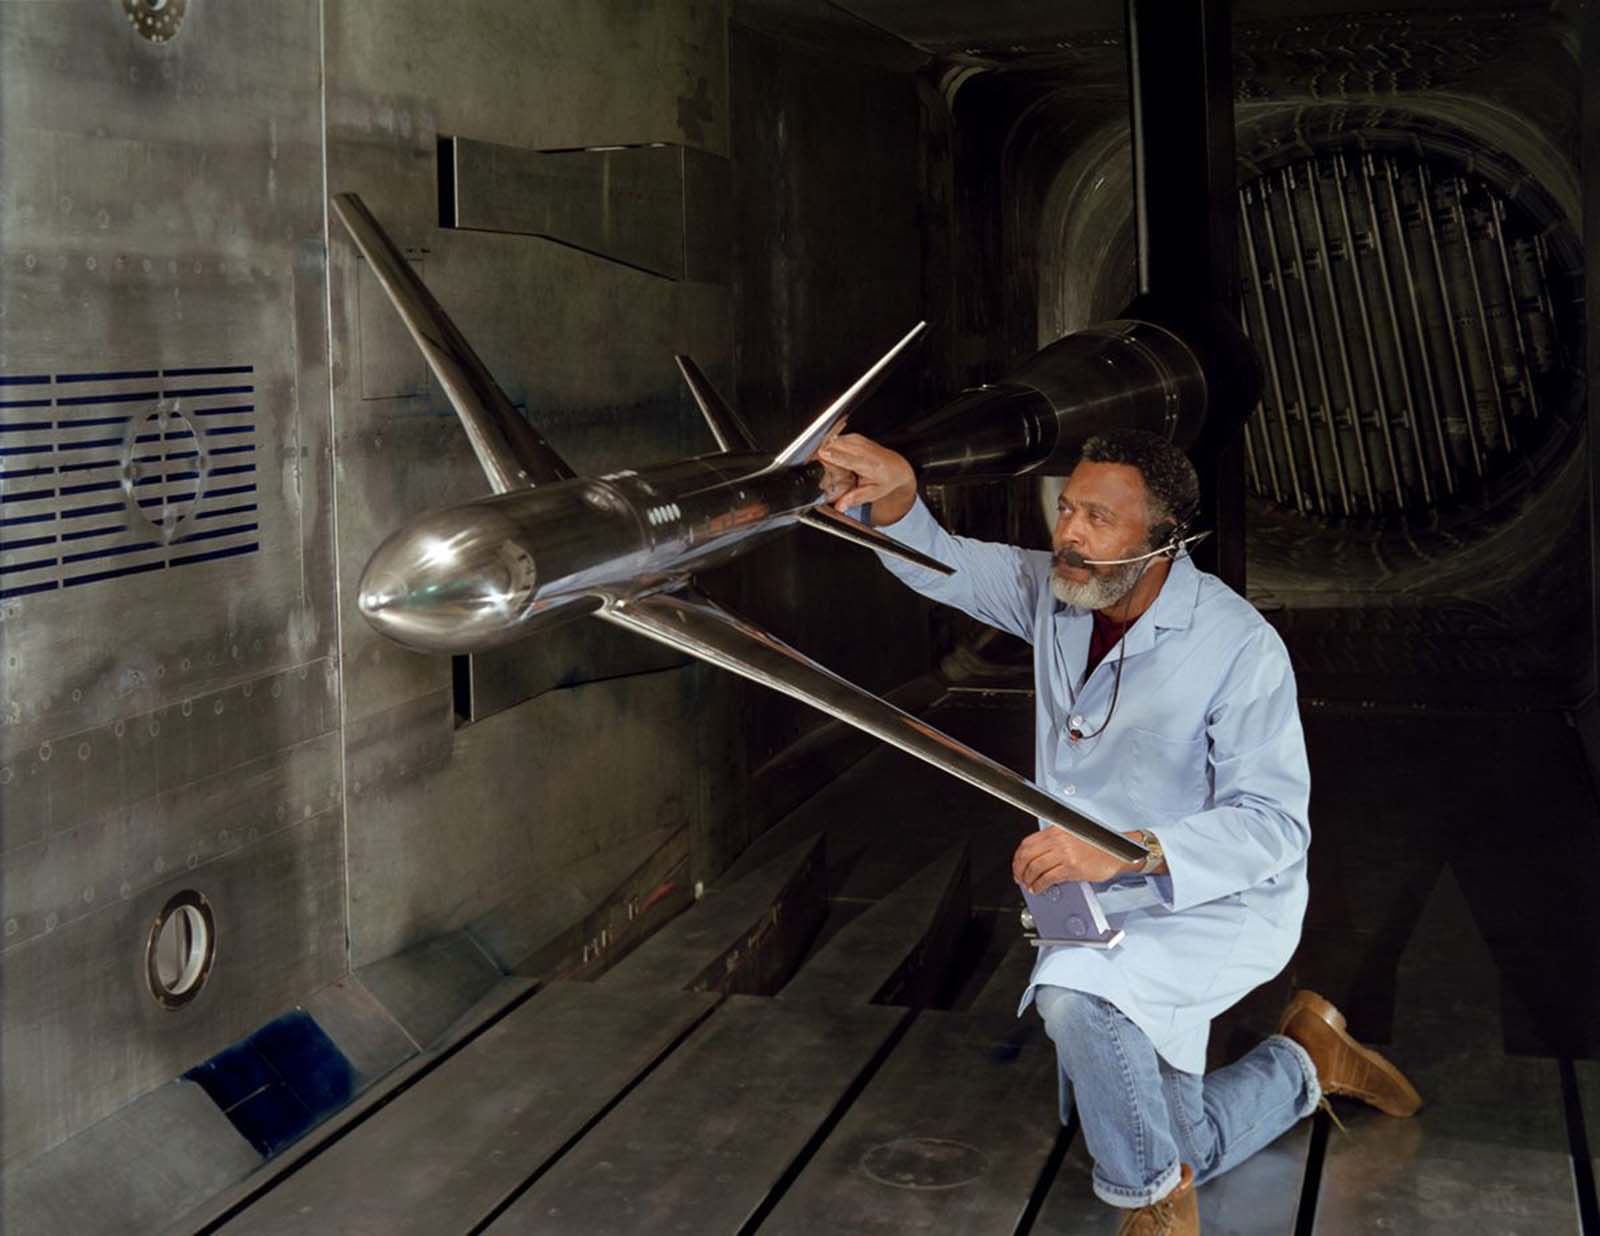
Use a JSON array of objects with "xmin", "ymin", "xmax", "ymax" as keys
[{"xmin": 1063, "ymin": 784, "xmax": 1076, "ymax": 795}]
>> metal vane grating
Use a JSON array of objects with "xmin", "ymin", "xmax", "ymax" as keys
[
  {"xmin": 1238, "ymin": 152, "xmax": 1575, "ymax": 517},
  {"xmin": 0, "ymin": 365, "xmax": 261, "ymax": 600}
]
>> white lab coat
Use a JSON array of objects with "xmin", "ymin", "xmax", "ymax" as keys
[{"xmin": 875, "ymin": 498, "xmax": 1310, "ymax": 1073}]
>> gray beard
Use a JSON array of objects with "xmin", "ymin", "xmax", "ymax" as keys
[{"xmin": 1049, "ymin": 556, "xmax": 1146, "ymax": 610}]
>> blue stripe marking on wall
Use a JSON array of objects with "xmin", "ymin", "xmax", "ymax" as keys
[
  {"xmin": 60, "ymin": 541, "xmax": 158, "ymax": 566},
  {"xmin": 177, "ymin": 522, "xmax": 258, "ymax": 546},
  {"xmin": 1, "ymin": 362, "xmax": 262, "ymax": 592},
  {"xmin": 162, "ymin": 385, "xmax": 254, "ymax": 399},
  {"xmin": 54, "ymin": 390, "xmax": 159, "ymax": 407},
  {"xmin": 63, "ymin": 560, "xmax": 163, "ymax": 587},
  {"xmin": 55, "ymin": 369, "xmax": 159, "ymax": 383},
  {"xmin": 170, "ymin": 541, "xmax": 258, "ymax": 568},
  {"xmin": 0, "ymin": 556, "xmax": 59, "ymax": 576},
  {"xmin": 58, "ymin": 501, "xmax": 123, "ymax": 519},
  {"xmin": 60, "ymin": 523, "xmax": 128, "ymax": 542},
  {"xmin": 0, "ymin": 534, "xmax": 56, "ymax": 552},
  {"xmin": 0, "ymin": 579, "xmax": 59, "ymax": 598}
]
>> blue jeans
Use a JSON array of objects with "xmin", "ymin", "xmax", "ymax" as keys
[{"xmin": 1035, "ymin": 985, "xmax": 1321, "ymax": 1209}]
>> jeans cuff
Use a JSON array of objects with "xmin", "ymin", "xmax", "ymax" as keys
[
  {"xmin": 1267, "ymin": 1032, "xmax": 1322, "ymax": 1118},
  {"xmin": 1092, "ymin": 1158, "xmax": 1183, "ymax": 1209}
]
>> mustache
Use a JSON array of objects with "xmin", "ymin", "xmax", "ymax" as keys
[{"xmin": 1052, "ymin": 548, "xmax": 1094, "ymax": 570}]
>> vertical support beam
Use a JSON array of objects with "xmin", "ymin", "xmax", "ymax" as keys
[
  {"xmin": 1127, "ymin": 0, "xmax": 1238, "ymax": 306},
  {"xmin": 1581, "ymin": 0, "xmax": 1600, "ymax": 734},
  {"xmin": 1125, "ymin": 0, "xmax": 1246, "ymax": 589}
]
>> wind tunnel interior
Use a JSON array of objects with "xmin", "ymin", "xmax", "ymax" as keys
[{"xmin": 2, "ymin": 2, "xmax": 1598, "ymax": 1233}]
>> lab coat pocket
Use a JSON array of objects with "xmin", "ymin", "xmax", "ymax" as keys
[{"xmin": 1123, "ymin": 726, "xmax": 1210, "ymax": 816}]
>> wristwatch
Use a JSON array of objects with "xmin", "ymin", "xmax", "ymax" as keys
[{"xmin": 1133, "ymin": 829, "xmax": 1165, "ymax": 876}]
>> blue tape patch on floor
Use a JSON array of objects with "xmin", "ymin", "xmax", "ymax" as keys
[{"xmin": 184, "ymin": 1010, "xmax": 356, "ymax": 1158}]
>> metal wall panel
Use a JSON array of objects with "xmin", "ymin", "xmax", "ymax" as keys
[
  {"xmin": 321, "ymin": 0, "xmax": 740, "ymax": 967},
  {"xmin": 0, "ymin": 0, "xmax": 340, "ymax": 1167}
]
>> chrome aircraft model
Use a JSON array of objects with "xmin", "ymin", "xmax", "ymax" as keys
[{"xmin": 333, "ymin": 168, "xmax": 1251, "ymax": 947}]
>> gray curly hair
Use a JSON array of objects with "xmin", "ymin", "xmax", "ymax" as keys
[{"xmin": 1079, "ymin": 429, "xmax": 1200, "ymax": 542}]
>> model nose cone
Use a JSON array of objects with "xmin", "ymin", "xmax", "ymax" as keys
[{"xmin": 358, "ymin": 506, "xmax": 537, "ymax": 653}]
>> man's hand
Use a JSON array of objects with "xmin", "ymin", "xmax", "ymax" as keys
[
  {"xmin": 814, "ymin": 433, "xmax": 918, "ymax": 527},
  {"xmin": 1013, "ymin": 826, "xmax": 1141, "ymax": 893}
]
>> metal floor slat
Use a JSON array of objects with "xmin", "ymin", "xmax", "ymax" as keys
[
  {"xmin": 1310, "ymin": 866, "xmax": 1581, "ymax": 1234},
  {"xmin": 480, "ymin": 995, "xmax": 910, "ymax": 1235},
  {"xmin": 1034, "ymin": 1122, "xmax": 1312, "ymax": 1235},
  {"xmin": 757, "ymin": 1009, "xmax": 1060, "ymax": 1235},
  {"xmin": 214, "ymin": 983, "xmax": 720, "ymax": 1235},
  {"xmin": 214, "ymin": 702, "xmax": 1600, "ymax": 1234},
  {"xmin": 475, "ymin": 845, "xmax": 975, "ymax": 1234},
  {"xmin": 1582, "ymin": 1062, "xmax": 1600, "ymax": 1189}
]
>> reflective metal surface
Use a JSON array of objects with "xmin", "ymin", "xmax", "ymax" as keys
[
  {"xmin": 332, "ymin": 193, "xmax": 575, "ymax": 494},
  {"xmin": 345, "ymin": 205, "xmax": 1144, "ymax": 854},
  {"xmin": 0, "ymin": 0, "xmax": 341, "ymax": 1172},
  {"xmin": 443, "ymin": 136, "xmax": 732, "ymax": 283},
  {"xmin": 886, "ymin": 319, "xmax": 1209, "ymax": 484},
  {"xmin": 1237, "ymin": 149, "xmax": 1578, "ymax": 515},
  {"xmin": 601, "ymin": 590, "xmax": 1145, "ymax": 863}
]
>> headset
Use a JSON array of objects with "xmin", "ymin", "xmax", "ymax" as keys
[{"xmin": 1055, "ymin": 512, "xmax": 1210, "ymax": 569}]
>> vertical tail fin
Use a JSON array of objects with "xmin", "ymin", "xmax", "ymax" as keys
[
  {"xmin": 674, "ymin": 355, "xmax": 757, "ymax": 452},
  {"xmin": 331, "ymin": 192, "xmax": 575, "ymax": 493},
  {"xmin": 764, "ymin": 321, "xmax": 928, "ymax": 473}
]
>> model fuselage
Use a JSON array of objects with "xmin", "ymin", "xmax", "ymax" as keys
[{"xmin": 358, "ymin": 449, "xmax": 824, "ymax": 652}]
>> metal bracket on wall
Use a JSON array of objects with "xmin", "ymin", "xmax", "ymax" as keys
[{"xmin": 438, "ymin": 135, "xmax": 731, "ymax": 284}]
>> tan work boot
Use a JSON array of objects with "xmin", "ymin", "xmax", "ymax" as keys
[
  {"xmin": 1278, "ymin": 990, "xmax": 1422, "ymax": 1117},
  {"xmin": 1115, "ymin": 1163, "xmax": 1197, "ymax": 1236}
]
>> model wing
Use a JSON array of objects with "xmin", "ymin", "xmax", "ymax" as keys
[
  {"xmin": 795, "ymin": 505, "xmax": 954, "ymax": 576},
  {"xmin": 332, "ymin": 192, "xmax": 576, "ymax": 493},
  {"xmin": 598, "ymin": 588, "xmax": 1144, "ymax": 862}
]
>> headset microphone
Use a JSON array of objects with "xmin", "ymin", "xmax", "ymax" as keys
[{"xmin": 1057, "ymin": 529, "xmax": 1211, "ymax": 569}]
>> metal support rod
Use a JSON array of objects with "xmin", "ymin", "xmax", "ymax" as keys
[
  {"xmin": 1281, "ymin": 165, "xmax": 1356, "ymax": 513},
  {"xmin": 1125, "ymin": 0, "xmax": 1238, "ymax": 307},
  {"xmin": 1488, "ymin": 196, "xmax": 1542, "ymax": 419},
  {"xmin": 1241, "ymin": 186, "xmax": 1308, "ymax": 512},
  {"xmin": 1451, "ymin": 179, "xmax": 1514, "ymax": 451},
  {"xmin": 1416, "ymin": 164, "xmax": 1486, "ymax": 476},
  {"xmin": 1238, "ymin": 296, "xmax": 1284, "ymax": 501},
  {"xmin": 1304, "ymin": 161, "xmax": 1378, "ymax": 509},
  {"xmin": 1533, "ymin": 232, "xmax": 1564, "ymax": 367},
  {"xmin": 1376, "ymin": 159, "xmax": 1452, "ymax": 496},
  {"xmin": 1242, "ymin": 422, "xmax": 1264, "ymax": 493},
  {"xmin": 1363, "ymin": 152, "xmax": 1440, "ymax": 502},
  {"xmin": 1330, "ymin": 155, "xmax": 1409, "ymax": 507},
  {"xmin": 1259, "ymin": 174, "xmax": 1330, "ymax": 510}
]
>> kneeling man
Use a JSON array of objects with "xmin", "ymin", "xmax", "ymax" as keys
[{"xmin": 818, "ymin": 428, "xmax": 1420, "ymax": 1236}]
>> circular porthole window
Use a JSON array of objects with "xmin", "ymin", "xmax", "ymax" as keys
[{"xmin": 146, "ymin": 889, "xmax": 215, "ymax": 1010}]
